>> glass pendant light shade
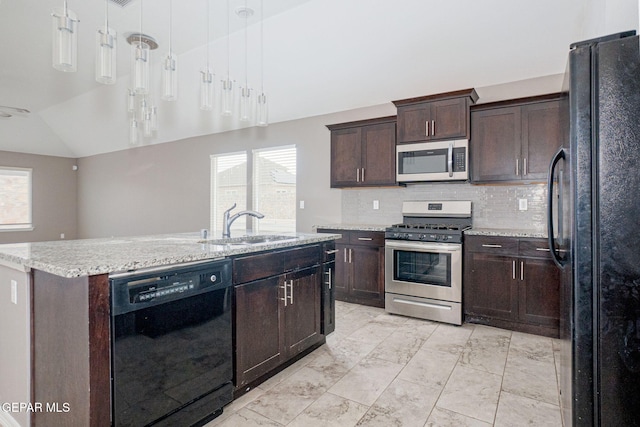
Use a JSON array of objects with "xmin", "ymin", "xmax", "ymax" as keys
[
  {"xmin": 129, "ymin": 118, "xmax": 139, "ymax": 146},
  {"xmin": 257, "ymin": 92, "xmax": 268, "ymax": 126},
  {"xmin": 221, "ymin": 78, "xmax": 234, "ymax": 116},
  {"xmin": 150, "ymin": 106, "xmax": 158, "ymax": 131},
  {"xmin": 161, "ymin": 53, "xmax": 178, "ymax": 101},
  {"xmin": 127, "ymin": 89, "xmax": 136, "ymax": 113},
  {"xmin": 95, "ymin": 26, "xmax": 116, "ymax": 84},
  {"xmin": 200, "ymin": 69, "xmax": 214, "ymax": 110},
  {"xmin": 131, "ymin": 41, "xmax": 150, "ymax": 94},
  {"xmin": 51, "ymin": 2, "xmax": 78, "ymax": 72},
  {"xmin": 239, "ymin": 86, "xmax": 253, "ymax": 122},
  {"xmin": 143, "ymin": 111, "xmax": 152, "ymax": 137}
]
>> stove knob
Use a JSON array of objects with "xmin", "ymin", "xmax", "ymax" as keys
[{"xmin": 210, "ymin": 274, "xmax": 217, "ymax": 283}]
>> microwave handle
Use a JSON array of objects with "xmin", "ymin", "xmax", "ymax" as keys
[{"xmin": 447, "ymin": 142, "xmax": 454, "ymax": 177}]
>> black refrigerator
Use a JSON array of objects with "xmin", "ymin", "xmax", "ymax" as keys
[{"xmin": 548, "ymin": 31, "xmax": 640, "ymax": 426}]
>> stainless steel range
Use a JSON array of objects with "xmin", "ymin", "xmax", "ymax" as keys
[{"xmin": 385, "ymin": 200, "xmax": 472, "ymax": 325}]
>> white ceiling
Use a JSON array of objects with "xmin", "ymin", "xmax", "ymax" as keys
[{"xmin": 0, "ymin": 0, "xmax": 636, "ymax": 158}]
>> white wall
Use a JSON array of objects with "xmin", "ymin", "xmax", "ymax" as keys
[
  {"xmin": 0, "ymin": 265, "xmax": 31, "ymax": 427},
  {"xmin": 76, "ymin": 103, "xmax": 396, "ymax": 239},
  {"xmin": 580, "ymin": 0, "xmax": 639, "ymax": 39}
]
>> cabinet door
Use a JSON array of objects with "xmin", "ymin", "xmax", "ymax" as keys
[
  {"xmin": 397, "ymin": 104, "xmax": 430, "ymax": 143},
  {"xmin": 334, "ymin": 244, "xmax": 350, "ymax": 300},
  {"xmin": 464, "ymin": 251, "xmax": 518, "ymax": 321},
  {"xmin": 284, "ymin": 267, "xmax": 322, "ymax": 357},
  {"xmin": 521, "ymin": 100, "xmax": 562, "ymax": 181},
  {"xmin": 350, "ymin": 245, "xmax": 384, "ymax": 305},
  {"xmin": 331, "ymin": 127, "xmax": 362, "ymax": 187},
  {"xmin": 519, "ymin": 258, "xmax": 560, "ymax": 327},
  {"xmin": 361, "ymin": 122, "xmax": 396, "ymax": 186},
  {"xmin": 234, "ymin": 276, "xmax": 284, "ymax": 387},
  {"xmin": 431, "ymin": 97, "xmax": 468, "ymax": 140},
  {"xmin": 471, "ymin": 106, "xmax": 521, "ymax": 182}
]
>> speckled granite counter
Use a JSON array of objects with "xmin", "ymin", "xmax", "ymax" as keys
[
  {"xmin": 0, "ymin": 232, "xmax": 340, "ymax": 278},
  {"xmin": 314, "ymin": 224, "xmax": 388, "ymax": 232},
  {"xmin": 465, "ymin": 228, "xmax": 547, "ymax": 238}
]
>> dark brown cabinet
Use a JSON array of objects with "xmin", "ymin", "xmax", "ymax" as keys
[
  {"xmin": 464, "ymin": 235, "xmax": 560, "ymax": 337},
  {"xmin": 317, "ymin": 229, "xmax": 385, "ymax": 308},
  {"xmin": 393, "ymin": 89, "xmax": 478, "ymax": 144},
  {"xmin": 327, "ymin": 116, "xmax": 397, "ymax": 188},
  {"xmin": 470, "ymin": 94, "xmax": 566, "ymax": 183},
  {"xmin": 233, "ymin": 246, "xmax": 323, "ymax": 390}
]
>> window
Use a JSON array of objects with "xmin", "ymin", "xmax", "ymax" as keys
[
  {"xmin": 0, "ymin": 167, "xmax": 33, "ymax": 231},
  {"xmin": 210, "ymin": 146, "xmax": 296, "ymax": 237}
]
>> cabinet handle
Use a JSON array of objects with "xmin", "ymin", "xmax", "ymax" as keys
[
  {"xmin": 520, "ymin": 261, "xmax": 524, "ymax": 281},
  {"xmin": 425, "ymin": 121, "xmax": 429, "ymax": 137},
  {"xmin": 535, "ymin": 247, "xmax": 551, "ymax": 252},
  {"xmin": 325, "ymin": 249, "xmax": 339, "ymax": 255},
  {"xmin": 515, "ymin": 158, "xmax": 520, "ymax": 176},
  {"xmin": 432, "ymin": 120, "xmax": 435, "ymax": 136},
  {"xmin": 361, "ymin": 168, "xmax": 365, "ymax": 182},
  {"xmin": 280, "ymin": 282, "xmax": 288, "ymax": 307},
  {"xmin": 357, "ymin": 237, "xmax": 373, "ymax": 241},
  {"xmin": 512, "ymin": 260, "xmax": 516, "ymax": 280},
  {"xmin": 482, "ymin": 244, "xmax": 502, "ymax": 248},
  {"xmin": 289, "ymin": 280, "xmax": 294, "ymax": 304},
  {"xmin": 344, "ymin": 248, "xmax": 347, "ymax": 263},
  {"xmin": 349, "ymin": 248, "xmax": 352, "ymax": 264},
  {"xmin": 523, "ymin": 158, "xmax": 528, "ymax": 176},
  {"xmin": 356, "ymin": 168, "xmax": 360, "ymax": 182},
  {"xmin": 325, "ymin": 268, "xmax": 332, "ymax": 289}
]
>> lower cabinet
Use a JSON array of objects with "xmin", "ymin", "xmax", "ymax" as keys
[
  {"xmin": 317, "ymin": 229, "xmax": 385, "ymax": 308},
  {"xmin": 463, "ymin": 235, "xmax": 560, "ymax": 337},
  {"xmin": 233, "ymin": 246, "xmax": 323, "ymax": 390}
]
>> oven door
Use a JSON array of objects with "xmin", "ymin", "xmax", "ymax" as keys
[{"xmin": 385, "ymin": 240, "xmax": 462, "ymax": 302}]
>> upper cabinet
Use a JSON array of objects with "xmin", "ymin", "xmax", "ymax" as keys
[
  {"xmin": 393, "ymin": 89, "xmax": 478, "ymax": 144},
  {"xmin": 327, "ymin": 116, "xmax": 397, "ymax": 188},
  {"xmin": 470, "ymin": 94, "xmax": 567, "ymax": 183}
]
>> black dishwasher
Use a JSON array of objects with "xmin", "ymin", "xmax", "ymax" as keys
[{"xmin": 110, "ymin": 259, "xmax": 233, "ymax": 427}]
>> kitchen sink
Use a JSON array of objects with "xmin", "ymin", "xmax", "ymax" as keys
[{"xmin": 201, "ymin": 235, "xmax": 298, "ymax": 246}]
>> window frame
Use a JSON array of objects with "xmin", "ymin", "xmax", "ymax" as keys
[{"xmin": 0, "ymin": 166, "xmax": 34, "ymax": 232}]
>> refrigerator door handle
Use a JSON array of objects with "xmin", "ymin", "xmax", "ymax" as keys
[{"xmin": 547, "ymin": 147, "xmax": 566, "ymax": 268}]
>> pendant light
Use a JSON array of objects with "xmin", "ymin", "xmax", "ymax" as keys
[
  {"xmin": 51, "ymin": 0, "xmax": 79, "ymax": 72},
  {"xmin": 220, "ymin": 0, "xmax": 235, "ymax": 116},
  {"xmin": 239, "ymin": 1, "xmax": 253, "ymax": 122},
  {"xmin": 256, "ymin": 0, "xmax": 268, "ymax": 126},
  {"xmin": 130, "ymin": 0, "xmax": 151, "ymax": 94},
  {"xmin": 161, "ymin": 0, "xmax": 177, "ymax": 101},
  {"xmin": 200, "ymin": 0, "xmax": 214, "ymax": 110},
  {"xmin": 96, "ymin": 0, "xmax": 116, "ymax": 84}
]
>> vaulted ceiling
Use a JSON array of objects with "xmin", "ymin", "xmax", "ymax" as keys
[{"xmin": 0, "ymin": 0, "xmax": 635, "ymax": 158}]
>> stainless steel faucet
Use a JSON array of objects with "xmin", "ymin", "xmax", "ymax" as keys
[{"xmin": 222, "ymin": 203, "xmax": 265, "ymax": 238}]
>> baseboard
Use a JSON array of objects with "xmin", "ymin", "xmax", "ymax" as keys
[{"xmin": 0, "ymin": 410, "xmax": 21, "ymax": 427}]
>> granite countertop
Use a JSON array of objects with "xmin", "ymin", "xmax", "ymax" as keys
[
  {"xmin": 314, "ymin": 224, "xmax": 389, "ymax": 232},
  {"xmin": 465, "ymin": 228, "xmax": 547, "ymax": 238},
  {"xmin": 0, "ymin": 232, "xmax": 340, "ymax": 278}
]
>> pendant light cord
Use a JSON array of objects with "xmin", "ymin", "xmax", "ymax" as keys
[
  {"xmin": 260, "ymin": 0, "xmax": 264, "ymax": 93},
  {"xmin": 104, "ymin": 0, "xmax": 109, "ymax": 30},
  {"xmin": 244, "ymin": 0, "xmax": 248, "ymax": 87},
  {"xmin": 169, "ymin": 0, "xmax": 173, "ymax": 54},
  {"xmin": 226, "ymin": 0, "xmax": 230, "ymax": 78},
  {"xmin": 206, "ymin": 0, "xmax": 210, "ymax": 67}
]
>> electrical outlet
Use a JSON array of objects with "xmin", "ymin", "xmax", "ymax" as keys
[
  {"xmin": 373, "ymin": 200, "xmax": 379, "ymax": 210},
  {"xmin": 299, "ymin": 200, "xmax": 305, "ymax": 209},
  {"xmin": 60, "ymin": 233, "xmax": 65, "ymax": 239},
  {"xmin": 11, "ymin": 280, "xmax": 17, "ymax": 304},
  {"xmin": 518, "ymin": 198, "xmax": 528, "ymax": 211}
]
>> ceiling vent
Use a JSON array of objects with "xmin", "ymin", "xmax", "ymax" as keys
[{"xmin": 108, "ymin": 0, "xmax": 135, "ymax": 8}]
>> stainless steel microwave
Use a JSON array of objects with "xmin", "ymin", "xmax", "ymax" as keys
[{"xmin": 396, "ymin": 139, "xmax": 468, "ymax": 183}]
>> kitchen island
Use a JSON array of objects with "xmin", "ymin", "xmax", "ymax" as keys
[{"xmin": 0, "ymin": 231, "xmax": 340, "ymax": 427}]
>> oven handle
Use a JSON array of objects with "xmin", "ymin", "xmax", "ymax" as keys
[
  {"xmin": 447, "ymin": 142, "xmax": 454, "ymax": 177},
  {"xmin": 385, "ymin": 240, "xmax": 461, "ymax": 252}
]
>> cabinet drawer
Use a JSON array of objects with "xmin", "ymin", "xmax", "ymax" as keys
[
  {"xmin": 284, "ymin": 245, "xmax": 321, "ymax": 272},
  {"xmin": 465, "ymin": 236, "xmax": 518, "ymax": 255},
  {"xmin": 233, "ymin": 251, "xmax": 284, "ymax": 284},
  {"xmin": 350, "ymin": 231, "xmax": 385, "ymax": 246},
  {"xmin": 518, "ymin": 239, "xmax": 552, "ymax": 258},
  {"xmin": 317, "ymin": 229, "xmax": 348, "ymax": 245}
]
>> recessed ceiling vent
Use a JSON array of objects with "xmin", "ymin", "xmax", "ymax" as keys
[{"xmin": 108, "ymin": 0, "xmax": 135, "ymax": 8}]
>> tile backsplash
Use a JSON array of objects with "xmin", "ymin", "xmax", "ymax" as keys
[{"xmin": 341, "ymin": 183, "xmax": 548, "ymax": 232}]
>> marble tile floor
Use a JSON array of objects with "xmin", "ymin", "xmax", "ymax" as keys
[{"xmin": 206, "ymin": 301, "xmax": 562, "ymax": 427}]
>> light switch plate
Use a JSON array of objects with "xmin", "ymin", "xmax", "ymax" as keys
[
  {"xmin": 373, "ymin": 200, "xmax": 379, "ymax": 210},
  {"xmin": 299, "ymin": 200, "xmax": 305, "ymax": 209},
  {"xmin": 518, "ymin": 198, "xmax": 528, "ymax": 211},
  {"xmin": 11, "ymin": 280, "xmax": 17, "ymax": 304}
]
